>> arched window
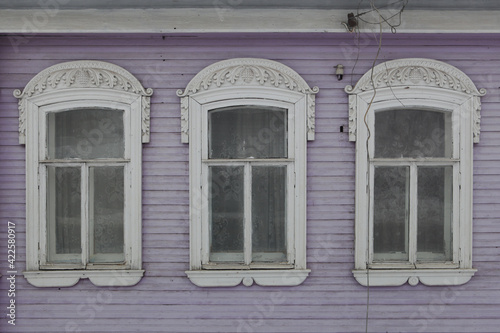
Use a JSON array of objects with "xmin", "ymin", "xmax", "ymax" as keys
[
  {"xmin": 16, "ymin": 61, "xmax": 152, "ymax": 287},
  {"xmin": 178, "ymin": 58, "xmax": 318, "ymax": 287},
  {"xmin": 347, "ymin": 58, "xmax": 485, "ymax": 286}
]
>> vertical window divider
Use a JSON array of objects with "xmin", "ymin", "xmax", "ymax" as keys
[
  {"xmin": 88, "ymin": 164, "xmax": 95, "ymax": 264},
  {"xmin": 39, "ymin": 164, "xmax": 48, "ymax": 265},
  {"xmin": 404, "ymin": 165, "xmax": 410, "ymax": 263},
  {"xmin": 452, "ymin": 162, "xmax": 461, "ymax": 264},
  {"xmin": 409, "ymin": 162, "xmax": 418, "ymax": 265},
  {"xmin": 368, "ymin": 163, "xmax": 375, "ymax": 264},
  {"xmin": 287, "ymin": 163, "xmax": 295, "ymax": 265},
  {"xmin": 244, "ymin": 162, "xmax": 252, "ymax": 265},
  {"xmin": 443, "ymin": 164, "xmax": 454, "ymax": 261},
  {"xmin": 81, "ymin": 163, "xmax": 89, "ymax": 267},
  {"xmin": 201, "ymin": 163, "xmax": 209, "ymax": 265}
]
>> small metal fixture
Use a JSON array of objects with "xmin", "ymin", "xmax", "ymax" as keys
[
  {"xmin": 335, "ymin": 64, "xmax": 344, "ymax": 81},
  {"xmin": 342, "ymin": 12, "xmax": 358, "ymax": 32},
  {"xmin": 347, "ymin": 13, "xmax": 358, "ymax": 29}
]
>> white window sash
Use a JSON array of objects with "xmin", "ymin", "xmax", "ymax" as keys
[
  {"xmin": 19, "ymin": 61, "xmax": 150, "ymax": 287},
  {"xmin": 186, "ymin": 88, "xmax": 310, "ymax": 286},
  {"xmin": 199, "ymin": 100, "xmax": 298, "ymax": 269},
  {"xmin": 87, "ymin": 164, "xmax": 127, "ymax": 265},
  {"xmin": 202, "ymin": 159, "xmax": 294, "ymax": 265},
  {"xmin": 39, "ymin": 163, "xmax": 84, "ymax": 267},
  {"xmin": 369, "ymin": 160, "xmax": 458, "ymax": 265},
  {"xmin": 350, "ymin": 67, "xmax": 482, "ymax": 286},
  {"xmin": 39, "ymin": 159, "xmax": 129, "ymax": 267},
  {"xmin": 36, "ymin": 100, "xmax": 136, "ymax": 272}
]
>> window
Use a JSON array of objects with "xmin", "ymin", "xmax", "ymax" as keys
[
  {"xmin": 178, "ymin": 58, "xmax": 318, "ymax": 287},
  {"xmin": 44, "ymin": 109, "xmax": 126, "ymax": 266},
  {"xmin": 207, "ymin": 106, "xmax": 289, "ymax": 266},
  {"xmin": 347, "ymin": 58, "xmax": 486, "ymax": 286},
  {"xmin": 16, "ymin": 61, "xmax": 153, "ymax": 287}
]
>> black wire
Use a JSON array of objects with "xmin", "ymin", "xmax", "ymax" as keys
[
  {"xmin": 363, "ymin": 24, "xmax": 383, "ymax": 333},
  {"xmin": 356, "ymin": 0, "xmax": 408, "ymax": 18},
  {"xmin": 350, "ymin": 29, "xmax": 361, "ymax": 88},
  {"xmin": 355, "ymin": 0, "xmax": 408, "ymax": 32},
  {"xmin": 352, "ymin": 2, "xmax": 408, "ymax": 333}
]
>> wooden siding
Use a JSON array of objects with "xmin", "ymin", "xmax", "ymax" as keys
[{"xmin": 0, "ymin": 33, "xmax": 500, "ymax": 333}]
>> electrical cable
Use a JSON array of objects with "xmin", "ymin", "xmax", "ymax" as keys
[
  {"xmin": 363, "ymin": 21, "xmax": 383, "ymax": 333},
  {"xmin": 350, "ymin": 29, "xmax": 361, "ymax": 88},
  {"xmin": 344, "ymin": 2, "xmax": 408, "ymax": 331},
  {"xmin": 356, "ymin": 0, "xmax": 408, "ymax": 33},
  {"xmin": 356, "ymin": 0, "xmax": 408, "ymax": 17}
]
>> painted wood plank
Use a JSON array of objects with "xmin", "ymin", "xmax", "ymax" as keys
[{"xmin": 0, "ymin": 32, "xmax": 499, "ymax": 333}]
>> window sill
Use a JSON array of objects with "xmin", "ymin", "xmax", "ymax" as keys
[
  {"xmin": 24, "ymin": 270, "xmax": 144, "ymax": 287},
  {"xmin": 352, "ymin": 268, "xmax": 477, "ymax": 286},
  {"xmin": 186, "ymin": 269, "xmax": 310, "ymax": 287}
]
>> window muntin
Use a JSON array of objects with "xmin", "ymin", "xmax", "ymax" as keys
[
  {"xmin": 371, "ymin": 109, "xmax": 455, "ymax": 265},
  {"xmin": 43, "ymin": 108, "xmax": 127, "ymax": 268},
  {"xmin": 372, "ymin": 164, "xmax": 453, "ymax": 263},
  {"xmin": 206, "ymin": 105, "xmax": 289, "ymax": 266}
]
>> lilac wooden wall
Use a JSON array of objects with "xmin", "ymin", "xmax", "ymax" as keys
[{"xmin": 1, "ymin": 33, "xmax": 500, "ymax": 333}]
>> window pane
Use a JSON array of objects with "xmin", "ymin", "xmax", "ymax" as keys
[
  {"xmin": 90, "ymin": 166, "xmax": 125, "ymax": 263},
  {"xmin": 209, "ymin": 106, "xmax": 287, "ymax": 159},
  {"xmin": 252, "ymin": 166, "xmax": 287, "ymax": 262},
  {"xmin": 47, "ymin": 109, "xmax": 124, "ymax": 159},
  {"xmin": 373, "ymin": 166, "xmax": 409, "ymax": 261},
  {"xmin": 47, "ymin": 166, "xmax": 81, "ymax": 262},
  {"xmin": 417, "ymin": 167, "xmax": 453, "ymax": 261},
  {"xmin": 209, "ymin": 166, "xmax": 244, "ymax": 262},
  {"xmin": 375, "ymin": 110, "xmax": 451, "ymax": 158}
]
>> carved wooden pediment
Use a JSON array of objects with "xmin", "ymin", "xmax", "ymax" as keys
[
  {"xmin": 346, "ymin": 58, "xmax": 486, "ymax": 143},
  {"xmin": 345, "ymin": 58, "xmax": 486, "ymax": 96},
  {"xmin": 177, "ymin": 58, "xmax": 319, "ymax": 143},
  {"xmin": 14, "ymin": 60, "xmax": 153, "ymax": 144}
]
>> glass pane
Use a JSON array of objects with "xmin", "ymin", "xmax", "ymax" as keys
[
  {"xmin": 373, "ymin": 166, "xmax": 409, "ymax": 261},
  {"xmin": 417, "ymin": 167, "xmax": 453, "ymax": 261},
  {"xmin": 47, "ymin": 109, "xmax": 124, "ymax": 159},
  {"xmin": 375, "ymin": 110, "xmax": 451, "ymax": 158},
  {"xmin": 209, "ymin": 106, "xmax": 287, "ymax": 159},
  {"xmin": 47, "ymin": 166, "xmax": 81, "ymax": 262},
  {"xmin": 252, "ymin": 166, "xmax": 287, "ymax": 262},
  {"xmin": 90, "ymin": 166, "xmax": 125, "ymax": 262},
  {"xmin": 209, "ymin": 166, "xmax": 244, "ymax": 262}
]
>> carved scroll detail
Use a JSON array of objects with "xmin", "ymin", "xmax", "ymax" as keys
[{"xmin": 15, "ymin": 61, "xmax": 153, "ymax": 144}]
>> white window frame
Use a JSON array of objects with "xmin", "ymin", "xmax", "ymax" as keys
[
  {"xmin": 178, "ymin": 58, "xmax": 318, "ymax": 287},
  {"xmin": 15, "ymin": 61, "xmax": 153, "ymax": 287},
  {"xmin": 347, "ymin": 58, "xmax": 486, "ymax": 286}
]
